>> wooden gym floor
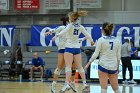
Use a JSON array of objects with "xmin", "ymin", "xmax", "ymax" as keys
[{"xmin": 0, "ymin": 81, "xmax": 140, "ymax": 93}]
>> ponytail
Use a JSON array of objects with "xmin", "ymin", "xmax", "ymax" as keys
[
  {"xmin": 102, "ymin": 22, "xmax": 113, "ymax": 36},
  {"xmin": 68, "ymin": 10, "xmax": 88, "ymax": 22}
]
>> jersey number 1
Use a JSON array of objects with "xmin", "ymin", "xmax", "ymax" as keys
[
  {"xmin": 73, "ymin": 29, "xmax": 79, "ymax": 35},
  {"xmin": 109, "ymin": 42, "xmax": 114, "ymax": 50}
]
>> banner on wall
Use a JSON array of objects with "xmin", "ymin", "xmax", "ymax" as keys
[
  {"xmin": 31, "ymin": 24, "xmax": 140, "ymax": 47},
  {"xmin": 14, "ymin": 0, "xmax": 39, "ymax": 10},
  {"xmin": 90, "ymin": 60, "xmax": 140, "ymax": 79},
  {"xmin": 1, "ymin": 24, "xmax": 140, "ymax": 47},
  {"xmin": 0, "ymin": 26, "xmax": 15, "ymax": 46},
  {"xmin": 43, "ymin": 0, "xmax": 70, "ymax": 9},
  {"xmin": 75, "ymin": 0, "xmax": 101, "ymax": 8},
  {"xmin": 0, "ymin": 0, "xmax": 9, "ymax": 10}
]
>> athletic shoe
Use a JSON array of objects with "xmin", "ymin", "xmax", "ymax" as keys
[
  {"xmin": 68, "ymin": 82, "xmax": 77, "ymax": 92},
  {"xmin": 51, "ymin": 83, "xmax": 56, "ymax": 93},
  {"xmin": 59, "ymin": 83, "xmax": 71, "ymax": 93},
  {"xmin": 128, "ymin": 79, "xmax": 137, "ymax": 84},
  {"xmin": 122, "ymin": 80, "xmax": 128, "ymax": 84},
  {"xmin": 40, "ymin": 78, "xmax": 43, "ymax": 82},
  {"xmin": 83, "ymin": 84, "xmax": 90, "ymax": 92}
]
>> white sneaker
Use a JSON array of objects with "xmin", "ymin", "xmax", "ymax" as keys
[
  {"xmin": 59, "ymin": 83, "xmax": 71, "ymax": 93},
  {"xmin": 83, "ymin": 84, "xmax": 90, "ymax": 92},
  {"xmin": 51, "ymin": 83, "xmax": 56, "ymax": 93},
  {"xmin": 68, "ymin": 82, "xmax": 77, "ymax": 92},
  {"xmin": 40, "ymin": 78, "xmax": 43, "ymax": 82},
  {"xmin": 128, "ymin": 80, "xmax": 137, "ymax": 84},
  {"xmin": 122, "ymin": 80, "xmax": 128, "ymax": 84}
]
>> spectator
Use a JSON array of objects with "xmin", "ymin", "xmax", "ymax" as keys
[
  {"xmin": 121, "ymin": 39, "xmax": 136, "ymax": 84},
  {"xmin": 30, "ymin": 52, "xmax": 44, "ymax": 82}
]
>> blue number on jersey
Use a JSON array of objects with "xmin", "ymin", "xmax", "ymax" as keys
[
  {"xmin": 73, "ymin": 29, "xmax": 79, "ymax": 35},
  {"xmin": 109, "ymin": 42, "xmax": 114, "ymax": 50}
]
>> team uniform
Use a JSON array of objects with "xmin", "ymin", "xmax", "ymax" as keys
[
  {"xmin": 50, "ymin": 25, "xmax": 66, "ymax": 53},
  {"xmin": 89, "ymin": 36, "xmax": 121, "ymax": 73},
  {"xmin": 57, "ymin": 23, "xmax": 93, "ymax": 53}
]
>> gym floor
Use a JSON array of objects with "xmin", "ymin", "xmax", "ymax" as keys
[{"xmin": 0, "ymin": 81, "xmax": 139, "ymax": 93}]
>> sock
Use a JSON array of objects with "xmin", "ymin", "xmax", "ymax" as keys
[
  {"xmin": 101, "ymin": 89, "xmax": 107, "ymax": 93},
  {"xmin": 52, "ymin": 81, "xmax": 56, "ymax": 84}
]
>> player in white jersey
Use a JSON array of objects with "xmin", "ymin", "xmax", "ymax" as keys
[
  {"xmin": 85, "ymin": 23, "xmax": 121, "ymax": 93},
  {"xmin": 55, "ymin": 11, "xmax": 94, "ymax": 92},
  {"xmin": 45, "ymin": 17, "xmax": 87, "ymax": 93}
]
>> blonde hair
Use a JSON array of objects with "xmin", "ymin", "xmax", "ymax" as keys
[{"xmin": 68, "ymin": 11, "xmax": 88, "ymax": 22}]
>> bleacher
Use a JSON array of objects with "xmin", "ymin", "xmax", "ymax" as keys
[{"xmin": 0, "ymin": 46, "xmax": 88, "ymax": 79}]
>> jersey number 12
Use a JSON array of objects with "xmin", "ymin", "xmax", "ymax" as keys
[{"xmin": 109, "ymin": 42, "xmax": 114, "ymax": 50}]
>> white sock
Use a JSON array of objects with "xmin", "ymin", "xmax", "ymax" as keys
[
  {"xmin": 101, "ymin": 89, "xmax": 107, "ymax": 93},
  {"xmin": 114, "ymin": 89, "xmax": 121, "ymax": 93}
]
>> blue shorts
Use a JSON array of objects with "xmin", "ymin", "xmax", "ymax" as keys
[
  {"xmin": 58, "ymin": 49, "xmax": 65, "ymax": 53},
  {"xmin": 98, "ymin": 65, "xmax": 118, "ymax": 74},
  {"xmin": 65, "ymin": 48, "xmax": 81, "ymax": 55}
]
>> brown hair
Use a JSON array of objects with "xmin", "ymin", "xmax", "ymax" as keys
[
  {"xmin": 68, "ymin": 11, "xmax": 87, "ymax": 22},
  {"xmin": 102, "ymin": 22, "xmax": 113, "ymax": 36}
]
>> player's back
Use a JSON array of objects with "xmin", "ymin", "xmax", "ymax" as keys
[
  {"xmin": 98, "ymin": 36, "xmax": 120, "ymax": 70},
  {"xmin": 65, "ymin": 23, "xmax": 84, "ymax": 48}
]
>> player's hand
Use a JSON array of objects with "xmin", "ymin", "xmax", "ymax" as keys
[
  {"xmin": 52, "ymin": 36, "xmax": 56, "ymax": 42},
  {"xmin": 84, "ymin": 62, "xmax": 90, "ymax": 71},
  {"xmin": 91, "ymin": 41, "xmax": 94, "ymax": 46}
]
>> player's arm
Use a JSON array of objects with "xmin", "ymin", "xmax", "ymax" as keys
[
  {"xmin": 84, "ymin": 38, "xmax": 102, "ymax": 69},
  {"xmin": 80, "ymin": 26, "xmax": 94, "ymax": 45},
  {"xmin": 45, "ymin": 26, "xmax": 63, "ymax": 35},
  {"xmin": 56, "ymin": 24, "xmax": 71, "ymax": 37}
]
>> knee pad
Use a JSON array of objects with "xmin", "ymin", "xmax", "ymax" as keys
[
  {"xmin": 101, "ymin": 89, "xmax": 107, "ymax": 93},
  {"xmin": 54, "ymin": 68, "xmax": 62, "ymax": 75},
  {"xmin": 114, "ymin": 89, "xmax": 121, "ymax": 93},
  {"xmin": 65, "ymin": 67, "xmax": 71, "ymax": 73},
  {"xmin": 72, "ymin": 70, "xmax": 76, "ymax": 76},
  {"xmin": 78, "ymin": 67, "xmax": 85, "ymax": 74}
]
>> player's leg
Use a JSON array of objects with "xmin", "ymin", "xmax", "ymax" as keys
[
  {"xmin": 108, "ymin": 72, "xmax": 120, "ymax": 93},
  {"xmin": 98, "ymin": 70, "xmax": 108, "ymax": 93},
  {"xmin": 51, "ymin": 50, "xmax": 65, "ymax": 93},
  {"xmin": 53, "ymin": 53, "xmax": 65, "ymax": 82},
  {"xmin": 71, "ymin": 62, "xmax": 76, "ymax": 82},
  {"xmin": 60, "ymin": 48, "xmax": 73, "ymax": 92},
  {"xmin": 98, "ymin": 65, "xmax": 110, "ymax": 93},
  {"xmin": 74, "ymin": 53, "xmax": 89, "ymax": 92}
]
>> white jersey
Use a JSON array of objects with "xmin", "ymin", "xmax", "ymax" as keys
[
  {"xmin": 89, "ymin": 36, "xmax": 121, "ymax": 70},
  {"xmin": 57, "ymin": 23, "xmax": 93, "ymax": 48},
  {"xmin": 51, "ymin": 26, "xmax": 66, "ymax": 49}
]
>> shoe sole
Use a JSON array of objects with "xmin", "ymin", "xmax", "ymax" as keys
[
  {"xmin": 68, "ymin": 84, "xmax": 77, "ymax": 92},
  {"xmin": 51, "ymin": 84, "xmax": 55, "ymax": 93},
  {"xmin": 83, "ymin": 86, "xmax": 90, "ymax": 92}
]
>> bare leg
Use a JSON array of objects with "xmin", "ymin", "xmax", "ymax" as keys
[
  {"xmin": 64, "ymin": 52, "xmax": 73, "ymax": 83},
  {"xmin": 74, "ymin": 54, "xmax": 86, "ymax": 82},
  {"xmin": 53, "ymin": 53, "xmax": 65, "ymax": 82},
  {"xmin": 109, "ymin": 73, "xmax": 120, "ymax": 93},
  {"xmin": 98, "ymin": 70, "xmax": 108, "ymax": 93}
]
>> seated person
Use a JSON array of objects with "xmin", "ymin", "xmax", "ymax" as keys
[{"xmin": 30, "ymin": 52, "xmax": 44, "ymax": 81}]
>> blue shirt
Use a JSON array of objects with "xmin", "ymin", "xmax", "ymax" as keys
[{"xmin": 32, "ymin": 57, "xmax": 43, "ymax": 67}]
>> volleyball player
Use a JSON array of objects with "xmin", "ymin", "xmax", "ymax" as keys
[
  {"xmin": 85, "ymin": 23, "xmax": 121, "ymax": 93},
  {"xmin": 55, "ymin": 11, "xmax": 94, "ymax": 92},
  {"xmin": 45, "ymin": 18, "xmax": 86, "ymax": 93}
]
